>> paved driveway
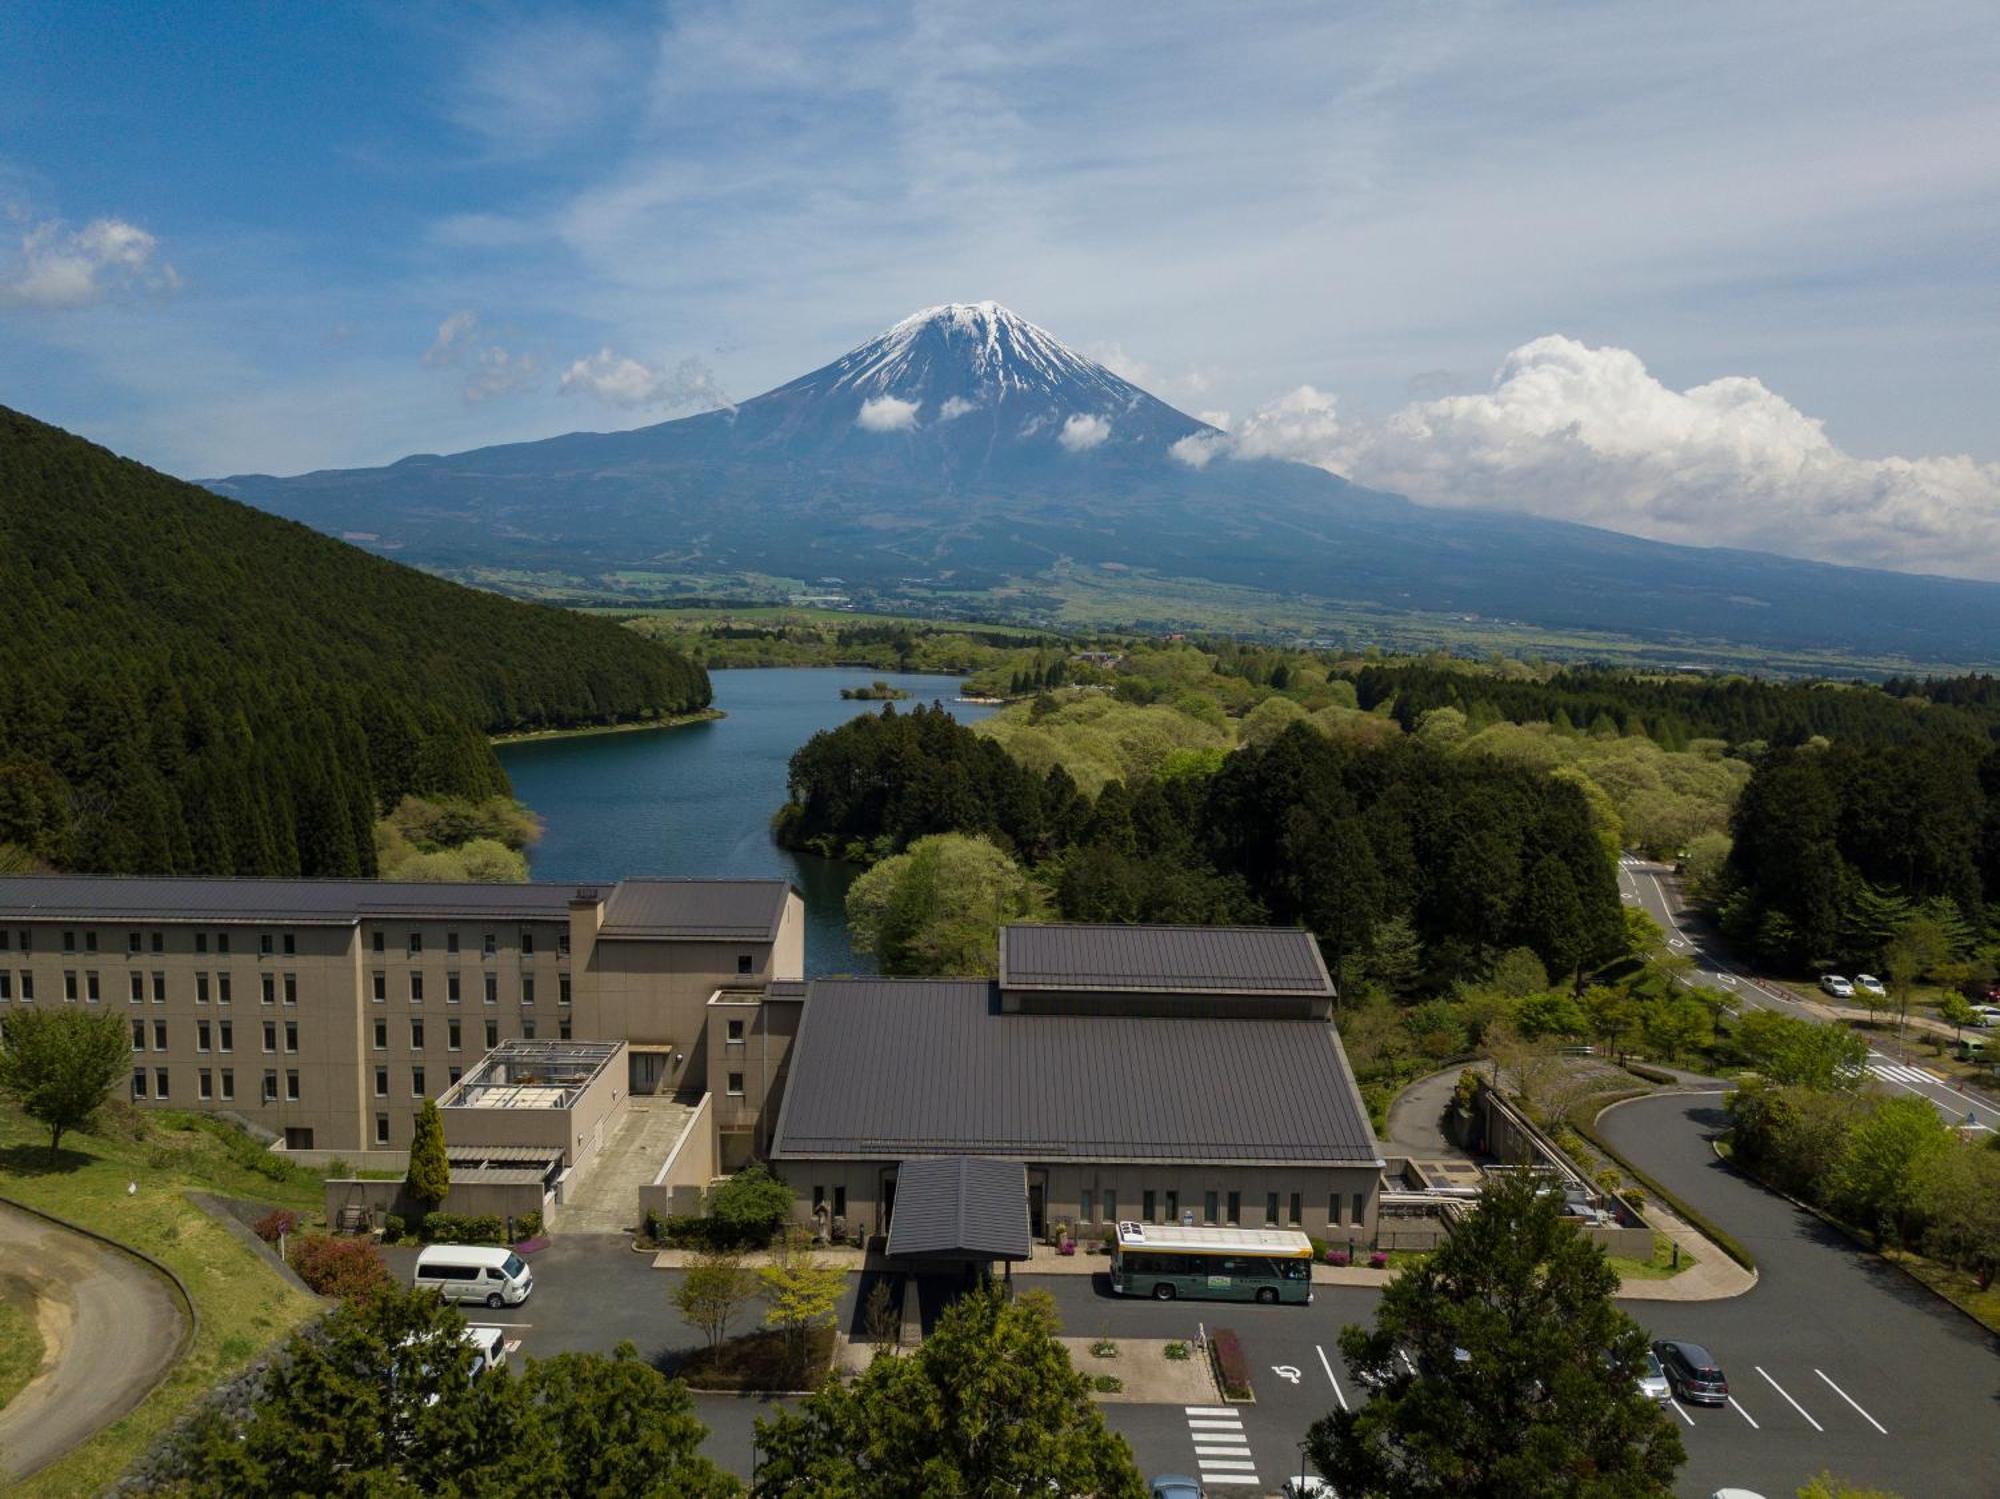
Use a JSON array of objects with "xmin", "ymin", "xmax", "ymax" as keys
[{"xmin": 0, "ymin": 1200, "xmax": 189, "ymax": 1481}]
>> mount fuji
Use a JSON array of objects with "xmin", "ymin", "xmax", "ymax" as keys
[{"xmin": 212, "ymin": 303, "xmax": 2000, "ymax": 664}]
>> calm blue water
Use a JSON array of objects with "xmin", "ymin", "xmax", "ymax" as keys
[{"xmin": 495, "ymin": 669, "xmax": 996, "ymax": 975}]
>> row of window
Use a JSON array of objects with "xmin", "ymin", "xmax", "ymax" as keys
[
  {"xmin": 369, "ymin": 971, "xmax": 570, "ymax": 1005},
  {"xmin": 373, "ymin": 1063, "xmax": 464, "ymax": 1099},
  {"xmin": 1082, "ymin": 1189, "xmax": 1370, "ymax": 1229},
  {"xmin": 130, "ymin": 1018, "xmax": 306, "ymax": 1053},
  {"xmin": 370, "ymin": 929, "xmax": 568, "ymax": 957},
  {"xmin": 131, "ymin": 1066, "xmax": 298, "ymax": 1104},
  {"xmin": 0, "ymin": 970, "xmax": 299, "ymax": 1005},
  {"xmin": 366, "ymin": 1014, "xmax": 570, "ymax": 1050},
  {"xmin": 2, "ymin": 928, "xmax": 302, "ymax": 956}
]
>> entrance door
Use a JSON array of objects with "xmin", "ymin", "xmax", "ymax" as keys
[
  {"xmin": 630, "ymin": 1052, "xmax": 666, "ymax": 1095},
  {"xmin": 1028, "ymin": 1181, "xmax": 1046, "ymax": 1238}
]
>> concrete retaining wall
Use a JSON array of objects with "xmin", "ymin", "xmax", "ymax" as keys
[{"xmin": 638, "ymin": 1092, "xmax": 715, "ymax": 1222}]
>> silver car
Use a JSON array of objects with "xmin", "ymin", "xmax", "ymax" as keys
[{"xmin": 1637, "ymin": 1349, "xmax": 1671, "ymax": 1402}]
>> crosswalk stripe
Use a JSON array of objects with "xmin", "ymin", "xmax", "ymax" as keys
[
  {"xmin": 1189, "ymin": 1419, "xmax": 1243, "ymax": 1430},
  {"xmin": 1184, "ymin": 1406, "xmax": 1235, "ymax": 1416},
  {"xmin": 1201, "ymin": 1478, "xmax": 1260, "ymax": 1487},
  {"xmin": 1200, "ymin": 1459, "xmax": 1258, "ymax": 1470},
  {"xmin": 1195, "ymin": 1445, "xmax": 1251, "ymax": 1457}
]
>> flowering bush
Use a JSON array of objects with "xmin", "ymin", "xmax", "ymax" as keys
[
  {"xmin": 1369, "ymin": 1251, "xmax": 1390, "ymax": 1269},
  {"xmin": 1324, "ymin": 1249, "xmax": 1351, "ymax": 1267}
]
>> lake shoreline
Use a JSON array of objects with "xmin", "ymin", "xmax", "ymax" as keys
[{"xmin": 489, "ymin": 708, "xmax": 724, "ymax": 746}]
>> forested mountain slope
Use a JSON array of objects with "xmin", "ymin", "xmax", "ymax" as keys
[{"xmin": 0, "ymin": 407, "xmax": 709, "ymax": 875}]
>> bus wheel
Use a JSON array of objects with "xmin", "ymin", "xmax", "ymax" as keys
[
  {"xmin": 1152, "ymin": 1283, "xmax": 1176, "ymax": 1301},
  {"xmin": 1255, "ymin": 1287, "xmax": 1278, "ymax": 1305},
  {"xmin": 487, "ymin": 1292, "xmax": 504, "ymax": 1309}
]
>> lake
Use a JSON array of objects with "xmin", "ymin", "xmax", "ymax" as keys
[{"xmin": 495, "ymin": 668, "xmax": 996, "ymax": 975}]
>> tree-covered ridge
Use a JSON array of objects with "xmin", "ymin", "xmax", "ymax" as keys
[{"xmin": 0, "ymin": 407, "xmax": 709, "ymax": 875}]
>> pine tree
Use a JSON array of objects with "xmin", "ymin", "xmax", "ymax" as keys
[{"xmin": 405, "ymin": 1097, "xmax": 451, "ymax": 1216}]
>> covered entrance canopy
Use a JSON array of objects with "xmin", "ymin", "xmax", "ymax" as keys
[{"xmin": 884, "ymin": 1156, "xmax": 1031, "ymax": 1263}]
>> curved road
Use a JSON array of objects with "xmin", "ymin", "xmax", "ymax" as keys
[
  {"xmin": 1619, "ymin": 856, "xmax": 2000, "ymax": 1134},
  {"xmin": 0, "ymin": 1200, "xmax": 188, "ymax": 1482}
]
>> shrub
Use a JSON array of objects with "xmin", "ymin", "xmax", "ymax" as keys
[
  {"xmin": 1369, "ymin": 1250, "xmax": 1390, "ymax": 1269},
  {"xmin": 644, "ymin": 1208, "xmax": 666, "ymax": 1243},
  {"xmin": 1089, "ymin": 1338, "xmax": 1118, "ymax": 1358},
  {"xmin": 1090, "ymin": 1374, "xmax": 1123, "ymax": 1393},
  {"xmin": 709, "ymin": 1164, "xmax": 795, "ymax": 1243},
  {"xmin": 1209, "ymin": 1328, "xmax": 1253, "ymax": 1400},
  {"xmin": 1163, "ymin": 1341, "xmax": 1191, "ymax": 1361},
  {"xmin": 326, "ymin": 1156, "xmax": 353, "ymax": 1180},
  {"xmin": 253, "ymin": 1208, "xmax": 300, "ymax": 1244},
  {"xmin": 1325, "ymin": 1249, "xmax": 1351, "ymax": 1267},
  {"xmin": 512, "ymin": 1209, "xmax": 543, "ymax": 1240},
  {"xmin": 420, "ymin": 1212, "xmax": 508, "ymax": 1245},
  {"xmin": 382, "ymin": 1213, "xmax": 406, "ymax": 1244},
  {"xmin": 288, "ymin": 1233, "xmax": 391, "ymax": 1303},
  {"xmin": 1308, "ymin": 1236, "xmax": 1329, "ymax": 1261}
]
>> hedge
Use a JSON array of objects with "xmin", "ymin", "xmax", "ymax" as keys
[
  {"xmin": 1571, "ymin": 1100, "xmax": 1757, "ymax": 1273},
  {"xmin": 1209, "ymin": 1327, "xmax": 1254, "ymax": 1401},
  {"xmin": 416, "ymin": 1210, "xmax": 541, "ymax": 1245}
]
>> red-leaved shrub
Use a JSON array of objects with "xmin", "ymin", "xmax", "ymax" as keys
[
  {"xmin": 288, "ymin": 1233, "xmax": 392, "ymax": 1303},
  {"xmin": 252, "ymin": 1209, "xmax": 300, "ymax": 1244},
  {"xmin": 1210, "ymin": 1328, "xmax": 1254, "ymax": 1400}
]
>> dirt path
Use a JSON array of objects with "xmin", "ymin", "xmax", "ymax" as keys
[{"xmin": 0, "ymin": 1200, "xmax": 188, "ymax": 1481}]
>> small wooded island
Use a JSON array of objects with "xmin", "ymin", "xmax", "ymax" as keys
[{"xmin": 841, "ymin": 680, "xmax": 912, "ymax": 700}]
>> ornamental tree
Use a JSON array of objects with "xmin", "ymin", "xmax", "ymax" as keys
[
  {"xmin": 0, "ymin": 1006, "xmax": 130, "ymax": 1158},
  {"xmin": 404, "ymin": 1095, "xmax": 450, "ymax": 1215}
]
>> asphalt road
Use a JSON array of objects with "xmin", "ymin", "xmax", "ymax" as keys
[
  {"xmin": 0, "ymin": 1200, "xmax": 188, "ymax": 1481},
  {"xmin": 1618, "ymin": 856, "xmax": 2000, "ymax": 1135}
]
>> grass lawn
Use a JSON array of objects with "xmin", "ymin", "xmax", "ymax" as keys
[
  {"xmin": 1888, "ymin": 1251, "xmax": 2000, "ymax": 1337},
  {"xmin": 0, "ymin": 1296, "xmax": 44, "ymax": 1413},
  {"xmin": 1608, "ymin": 1231, "xmax": 1695, "ymax": 1282},
  {"xmin": 0, "ymin": 1102, "xmax": 324, "ymax": 1497}
]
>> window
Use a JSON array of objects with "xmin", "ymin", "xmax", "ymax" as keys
[
  {"xmin": 373, "ymin": 1020, "xmax": 387, "ymax": 1051},
  {"xmin": 558, "ymin": 975, "xmax": 571, "ymax": 1006},
  {"xmin": 261, "ymin": 973, "xmax": 275, "ymax": 1005},
  {"xmin": 0, "ymin": 931, "xmax": 6, "ymax": 951},
  {"xmin": 154, "ymin": 1067, "xmax": 169, "ymax": 1098},
  {"xmin": 198, "ymin": 1068, "xmax": 212, "ymax": 1101},
  {"xmin": 85, "ymin": 970, "xmax": 100, "ymax": 1002},
  {"xmin": 558, "ymin": 1016, "xmax": 571, "ymax": 1041},
  {"xmin": 286, "ymin": 1070, "xmax": 300, "ymax": 1102},
  {"xmin": 1267, "ymin": 1192, "xmax": 1280, "ymax": 1226},
  {"xmin": 1142, "ymin": 1189, "xmax": 1157, "ymax": 1222},
  {"xmin": 737, "ymin": 954, "xmax": 753, "ymax": 975},
  {"xmin": 18, "ymin": 931, "xmax": 30, "ymax": 953},
  {"xmin": 520, "ymin": 932, "xmax": 534, "ymax": 956},
  {"xmin": 1289, "ymin": 1193, "xmax": 1302, "ymax": 1226},
  {"xmin": 372, "ymin": 972, "xmax": 386, "ymax": 1003},
  {"xmin": 19, "ymin": 973, "xmax": 33, "ymax": 1001},
  {"xmin": 520, "ymin": 1017, "xmax": 536, "ymax": 1040},
  {"xmin": 520, "ymin": 977, "xmax": 534, "ymax": 1006},
  {"xmin": 217, "ymin": 973, "xmax": 231, "ymax": 1004},
  {"xmin": 132, "ymin": 1069, "xmax": 147, "ymax": 1099},
  {"xmin": 1328, "ymin": 1194, "xmax": 1343, "ymax": 1227},
  {"xmin": 408, "ymin": 933, "xmax": 422, "ymax": 956},
  {"xmin": 727, "ymin": 1072, "xmax": 744, "ymax": 1096},
  {"xmin": 726, "ymin": 1018, "xmax": 745, "ymax": 1044},
  {"xmin": 85, "ymin": 930, "xmax": 97, "ymax": 953},
  {"xmin": 1352, "ymin": 1193, "xmax": 1366, "ymax": 1227},
  {"xmin": 260, "ymin": 933, "xmax": 273, "ymax": 955},
  {"xmin": 833, "ymin": 1186, "xmax": 846, "ymax": 1218},
  {"xmin": 197, "ymin": 1020, "xmax": 211, "ymax": 1053},
  {"xmin": 195, "ymin": 932, "xmax": 207, "ymax": 954},
  {"xmin": 1226, "ymin": 1190, "xmax": 1240, "ymax": 1226},
  {"xmin": 374, "ymin": 1067, "xmax": 388, "ymax": 1098},
  {"xmin": 131, "ymin": 1018, "xmax": 145, "ymax": 1050},
  {"xmin": 1103, "ymin": 1189, "xmax": 1117, "ymax": 1223},
  {"xmin": 219, "ymin": 1021, "xmax": 233, "ymax": 1053},
  {"xmin": 262, "ymin": 1022, "xmax": 276, "ymax": 1053},
  {"xmin": 411, "ymin": 1066, "xmax": 426, "ymax": 1097},
  {"xmin": 219, "ymin": 1068, "xmax": 234, "ymax": 1101},
  {"xmin": 1165, "ymin": 1190, "xmax": 1180, "ymax": 1223},
  {"xmin": 1080, "ymin": 1193, "xmax": 1095, "ymax": 1225},
  {"xmin": 372, "ymin": 932, "xmax": 385, "ymax": 953},
  {"xmin": 283, "ymin": 973, "xmax": 296, "ymax": 1004},
  {"xmin": 152, "ymin": 971, "xmax": 166, "ymax": 1002},
  {"xmin": 217, "ymin": 933, "xmax": 229, "ymax": 955},
  {"xmin": 448, "ymin": 1066, "xmax": 461, "ymax": 1084},
  {"xmin": 196, "ymin": 972, "xmax": 210, "ymax": 1004},
  {"xmin": 284, "ymin": 1021, "xmax": 298, "ymax": 1053},
  {"xmin": 375, "ymin": 1114, "xmax": 390, "ymax": 1145},
  {"xmin": 447, "ymin": 1018, "xmax": 461, "ymax": 1051},
  {"xmin": 447, "ymin": 972, "xmax": 461, "ymax": 1003},
  {"xmin": 0, "ymin": 973, "xmax": 9, "ymax": 1001},
  {"xmin": 447, "ymin": 931, "xmax": 459, "ymax": 955},
  {"xmin": 127, "ymin": 931, "xmax": 141, "ymax": 953},
  {"xmin": 63, "ymin": 970, "xmax": 76, "ymax": 1002},
  {"xmin": 130, "ymin": 971, "xmax": 144, "ymax": 1003},
  {"xmin": 482, "ymin": 933, "xmax": 496, "ymax": 956},
  {"xmin": 150, "ymin": 931, "xmax": 163, "ymax": 953},
  {"xmin": 410, "ymin": 1019, "xmax": 425, "ymax": 1049},
  {"xmin": 484, "ymin": 1019, "xmax": 498, "ymax": 1048},
  {"xmin": 812, "ymin": 1185, "xmax": 825, "ymax": 1212},
  {"xmin": 262, "ymin": 1070, "xmax": 278, "ymax": 1102},
  {"xmin": 557, "ymin": 932, "xmax": 570, "ymax": 956},
  {"xmin": 282, "ymin": 933, "xmax": 295, "ymax": 955},
  {"xmin": 62, "ymin": 930, "xmax": 75, "ymax": 953},
  {"xmin": 409, "ymin": 973, "xmax": 424, "ymax": 1004},
  {"xmin": 483, "ymin": 974, "xmax": 497, "ymax": 1005}
]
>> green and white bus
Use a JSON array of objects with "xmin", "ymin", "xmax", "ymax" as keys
[{"xmin": 1108, "ymin": 1221, "xmax": 1314, "ymax": 1304}]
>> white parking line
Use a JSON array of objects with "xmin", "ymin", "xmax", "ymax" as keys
[
  {"xmin": 1316, "ymin": 1344, "xmax": 1349, "ymax": 1412},
  {"xmin": 1755, "ymin": 1367, "xmax": 1822, "ymax": 1431},
  {"xmin": 1727, "ymin": 1396, "xmax": 1759, "ymax": 1429},
  {"xmin": 1398, "ymin": 1349, "xmax": 1416, "ymax": 1374},
  {"xmin": 1814, "ymin": 1370, "xmax": 1887, "ymax": 1434},
  {"xmin": 1665, "ymin": 1398, "xmax": 1694, "ymax": 1426}
]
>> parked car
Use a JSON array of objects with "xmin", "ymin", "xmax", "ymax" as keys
[
  {"xmin": 1653, "ymin": 1339, "xmax": 1729, "ymax": 1406},
  {"xmin": 1853, "ymin": 973, "xmax": 1886, "ymax": 998},
  {"xmin": 1968, "ymin": 1005, "xmax": 2000, "ymax": 1028},
  {"xmin": 1149, "ymin": 1478, "xmax": 1204, "ymax": 1499},
  {"xmin": 1709, "ymin": 1491, "xmax": 1769, "ymax": 1499},
  {"xmin": 1637, "ymin": 1349, "xmax": 1672, "ymax": 1403},
  {"xmin": 414, "ymin": 1244, "xmax": 533, "ymax": 1308},
  {"xmin": 1819, "ymin": 974, "xmax": 1854, "ymax": 999}
]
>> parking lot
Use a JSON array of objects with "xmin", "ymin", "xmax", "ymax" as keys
[{"xmin": 384, "ymin": 1090, "xmax": 1999, "ymax": 1497}]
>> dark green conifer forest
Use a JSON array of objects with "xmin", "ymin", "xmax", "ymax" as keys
[{"xmin": 0, "ymin": 407, "xmax": 709, "ymax": 875}]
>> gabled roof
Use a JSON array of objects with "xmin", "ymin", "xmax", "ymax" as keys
[
  {"xmin": 999, "ymin": 923, "xmax": 1333, "ymax": 997},
  {"xmin": 0, "ymin": 875, "xmax": 575, "ymax": 923},
  {"xmin": 771, "ymin": 979, "xmax": 1380, "ymax": 1167},
  {"xmin": 884, "ymin": 1156, "xmax": 1030, "ymax": 1261},
  {"xmin": 597, "ymin": 879, "xmax": 791, "ymax": 941}
]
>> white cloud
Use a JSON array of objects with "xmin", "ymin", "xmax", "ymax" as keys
[
  {"xmin": 0, "ymin": 216, "xmax": 179, "ymax": 309},
  {"xmin": 559, "ymin": 347, "xmax": 729, "ymax": 411},
  {"xmin": 1058, "ymin": 412, "xmax": 1111, "ymax": 451},
  {"xmin": 856, "ymin": 394, "xmax": 920, "ymax": 431},
  {"xmin": 938, "ymin": 395, "xmax": 977, "ymax": 421},
  {"xmin": 1199, "ymin": 337, "xmax": 2000, "ymax": 581},
  {"xmin": 422, "ymin": 310, "xmax": 536, "ymax": 401}
]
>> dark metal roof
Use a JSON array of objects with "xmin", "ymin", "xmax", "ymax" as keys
[
  {"xmin": 0, "ymin": 875, "xmax": 576, "ymax": 923},
  {"xmin": 771, "ymin": 980, "xmax": 1380, "ymax": 1165},
  {"xmin": 597, "ymin": 879, "xmax": 790, "ymax": 941},
  {"xmin": 999, "ymin": 923, "xmax": 1333, "ymax": 996},
  {"xmin": 884, "ymin": 1156, "xmax": 1031, "ymax": 1261}
]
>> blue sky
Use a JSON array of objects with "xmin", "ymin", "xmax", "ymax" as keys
[{"xmin": 3, "ymin": 2, "xmax": 1998, "ymax": 572}]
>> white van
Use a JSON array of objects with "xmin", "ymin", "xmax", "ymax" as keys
[
  {"xmin": 413, "ymin": 1244, "xmax": 533, "ymax": 1308},
  {"xmin": 461, "ymin": 1324, "xmax": 509, "ymax": 1375}
]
